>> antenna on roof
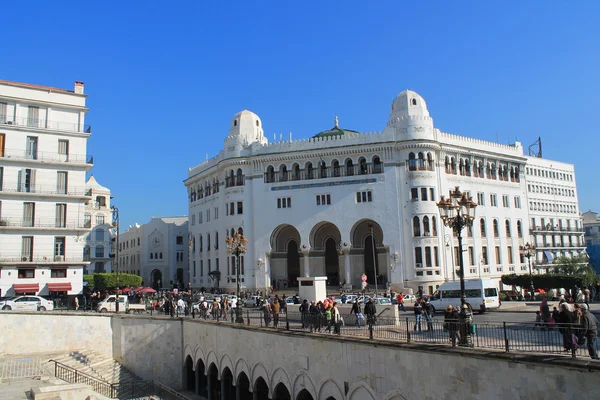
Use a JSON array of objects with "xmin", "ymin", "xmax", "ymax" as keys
[
  {"xmin": 274, "ymin": 133, "xmax": 276, "ymax": 141},
  {"xmin": 528, "ymin": 137, "xmax": 543, "ymax": 158},
  {"xmin": 289, "ymin": 132, "xmax": 292, "ymax": 142}
]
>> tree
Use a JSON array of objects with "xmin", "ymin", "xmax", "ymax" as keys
[
  {"xmin": 551, "ymin": 254, "xmax": 591, "ymax": 275},
  {"xmin": 92, "ymin": 273, "xmax": 142, "ymax": 290}
]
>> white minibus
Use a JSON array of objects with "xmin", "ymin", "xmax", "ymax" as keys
[{"xmin": 428, "ymin": 279, "xmax": 500, "ymax": 314}]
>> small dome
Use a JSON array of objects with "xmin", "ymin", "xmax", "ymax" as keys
[
  {"xmin": 231, "ymin": 110, "xmax": 262, "ymax": 131},
  {"xmin": 313, "ymin": 116, "xmax": 359, "ymax": 138},
  {"xmin": 390, "ymin": 90, "xmax": 429, "ymax": 119},
  {"xmin": 85, "ymin": 176, "xmax": 110, "ymax": 192},
  {"xmin": 227, "ymin": 109, "xmax": 265, "ymax": 146}
]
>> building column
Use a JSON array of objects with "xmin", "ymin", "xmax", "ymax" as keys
[
  {"xmin": 264, "ymin": 252, "xmax": 271, "ymax": 293},
  {"xmin": 343, "ymin": 248, "xmax": 351, "ymax": 287}
]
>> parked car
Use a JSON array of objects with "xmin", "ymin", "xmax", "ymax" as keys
[
  {"xmin": 500, "ymin": 290, "xmax": 523, "ymax": 301},
  {"xmin": 0, "ymin": 295, "xmax": 54, "ymax": 311}
]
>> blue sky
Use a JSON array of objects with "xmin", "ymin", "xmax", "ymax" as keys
[{"xmin": 2, "ymin": 1, "xmax": 599, "ymax": 230}]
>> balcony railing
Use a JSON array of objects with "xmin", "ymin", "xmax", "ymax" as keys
[
  {"xmin": 0, "ymin": 218, "xmax": 89, "ymax": 229},
  {"xmin": 225, "ymin": 175, "xmax": 245, "ymax": 188},
  {"xmin": 264, "ymin": 163, "xmax": 383, "ymax": 184},
  {"xmin": 530, "ymin": 226, "xmax": 584, "ymax": 233},
  {"xmin": 0, "ymin": 184, "xmax": 90, "ymax": 197},
  {"xmin": 1, "ymin": 148, "xmax": 93, "ymax": 164},
  {"xmin": 0, "ymin": 116, "xmax": 91, "ymax": 133},
  {"xmin": 536, "ymin": 242, "xmax": 586, "ymax": 249},
  {"xmin": 0, "ymin": 254, "xmax": 86, "ymax": 263}
]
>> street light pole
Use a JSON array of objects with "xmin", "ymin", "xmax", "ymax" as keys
[
  {"xmin": 226, "ymin": 232, "xmax": 247, "ymax": 323},
  {"xmin": 437, "ymin": 187, "xmax": 478, "ymax": 306},
  {"xmin": 110, "ymin": 205, "xmax": 120, "ymax": 313},
  {"xmin": 519, "ymin": 243, "xmax": 536, "ymax": 299}
]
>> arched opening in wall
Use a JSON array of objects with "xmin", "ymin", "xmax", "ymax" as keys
[
  {"xmin": 346, "ymin": 159, "xmax": 354, "ymax": 176},
  {"xmin": 280, "ymin": 164, "xmax": 288, "ymax": 182},
  {"xmin": 151, "ymin": 269, "xmax": 162, "ymax": 290},
  {"xmin": 297, "ymin": 388, "xmax": 315, "ymax": 400},
  {"xmin": 364, "ymin": 234, "xmax": 379, "ymax": 286},
  {"xmin": 196, "ymin": 359, "xmax": 207, "ymax": 397},
  {"xmin": 332, "ymin": 160, "xmax": 341, "ymax": 177},
  {"xmin": 222, "ymin": 367, "xmax": 234, "ymax": 400},
  {"xmin": 237, "ymin": 372, "xmax": 251, "ymax": 400},
  {"xmin": 352, "ymin": 220, "xmax": 385, "ymax": 286},
  {"xmin": 273, "ymin": 383, "xmax": 291, "ymax": 400},
  {"xmin": 292, "ymin": 163, "xmax": 301, "ymax": 181},
  {"xmin": 208, "ymin": 363, "xmax": 219, "ymax": 400},
  {"xmin": 254, "ymin": 377, "xmax": 269, "ymax": 400},
  {"xmin": 325, "ymin": 238, "xmax": 340, "ymax": 286},
  {"xmin": 287, "ymin": 240, "xmax": 300, "ymax": 287},
  {"xmin": 184, "ymin": 356, "xmax": 195, "ymax": 392}
]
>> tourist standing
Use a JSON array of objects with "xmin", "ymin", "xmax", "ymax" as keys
[
  {"xmin": 350, "ymin": 300, "xmax": 362, "ymax": 327},
  {"xmin": 579, "ymin": 304, "xmax": 599, "ymax": 360},
  {"xmin": 443, "ymin": 305, "xmax": 459, "ymax": 344},
  {"xmin": 271, "ymin": 296, "xmax": 281, "ymax": 328},
  {"xmin": 413, "ymin": 299, "xmax": 423, "ymax": 332},
  {"xmin": 364, "ymin": 298, "xmax": 377, "ymax": 328}
]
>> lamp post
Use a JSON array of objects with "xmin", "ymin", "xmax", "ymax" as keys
[
  {"xmin": 368, "ymin": 223, "xmax": 379, "ymax": 298},
  {"xmin": 519, "ymin": 243, "xmax": 536, "ymax": 299},
  {"xmin": 436, "ymin": 187, "xmax": 477, "ymax": 306},
  {"xmin": 110, "ymin": 205, "xmax": 120, "ymax": 313},
  {"xmin": 226, "ymin": 231, "xmax": 247, "ymax": 323}
]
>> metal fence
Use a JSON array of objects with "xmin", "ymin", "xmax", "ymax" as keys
[{"xmin": 230, "ymin": 310, "xmax": 599, "ymax": 359}]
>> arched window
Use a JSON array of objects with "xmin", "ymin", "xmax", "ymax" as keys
[
  {"xmin": 465, "ymin": 159, "xmax": 471, "ymax": 176},
  {"xmin": 491, "ymin": 163, "xmax": 497, "ymax": 179},
  {"xmin": 320, "ymin": 161, "xmax": 328, "ymax": 178},
  {"xmin": 345, "ymin": 159, "xmax": 354, "ymax": 176},
  {"xmin": 372, "ymin": 156, "xmax": 383, "ymax": 173},
  {"xmin": 432, "ymin": 216, "xmax": 438, "ymax": 236},
  {"xmin": 230, "ymin": 228, "xmax": 235, "ymax": 237},
  {"xmin": 207, "ymin": 233, "xmax": 211, "ymax": 250},
  {"xmin": 417, "ymin": 152, "xmax": 425, "ymax": 170},
  {"xmin": 234, "ymin": 120, "xmax": 237, "ymax": 127},
  {"xmin": 199, "ymin": 235, "xmax": 203, "ymax": 252},
  {"xmin": 256, "ymin": 120, "xmax": 260, "ymax": 127},
  {"xmin": 505, "ymin": 220, "xmax": 511, "ymax": 237},
  {"xmin": 306, "ymin": 162, "xmax": 314, "ymax": 179},
  {"xmin": 493, "ymin": 219, "xmax": 499, "ymax": 237},
  {"xmin": 413, "ymin": 216, "xmax": 421, "ymax": 237},
  {"xmin": 292, "ymin": 164, "xmax": 301, "ymax": 180},
  {"xmin": 280, "ymin": 165, "xmax": 288, "ymax": 182},
  {"xmin": 480, "ymin": 218, "xmax": 486, "ymax": 237},
  {"xmin": 450, "ymin": 157, "xmax": 457, "ymax": 174},
  {"xmin": 517, "ymin": 220, "xmax": 523, "ymax": 237},
  {"xmin": 412, "ymin": 98, "xmax": 417, "ymax": 106},
  {"xmin": 199, "ymin": 185, "xmax": 203, "ymax": 199},
  {"xmin": 445, "ymin": 156, "xmax": 451, "ymax": 173},
  {"xmin": 426, "ymin": 152, "xmax": 434, "ymax": 171},
  {"xmin": 514, "ymin": 167, "xmax": 520, "ymax": 182},
  {"xmin": 459, "ymin": 159, "xmax": 465, "ymax": 175},
  {"xmin": 238, "ymin": 227, "xmax": 243, "ymax": 235},
  {"xmin": 332, "ymin": 160, "xmax": 341, "ymax": 177},
  {"xmin": 359, "ymin": 157, "xmax": 368, "ymax": 175},
  {"xmin": 408, "ymin": 153, "xmax": 416, "ymax": 171},
  {"xmin": 423, "ymin": 216, "xmax": 430, "ymax": 235},
  {"xmin": 236, "ymin": 168, "xmax": 244, "ymax": 186},
  {"xmin": 215, "ymin": 232, "xmax": 219, "ymax": 250},
  {"xmin": 266, "ymin": 166, "xmax": 275, "ymax": 183}
]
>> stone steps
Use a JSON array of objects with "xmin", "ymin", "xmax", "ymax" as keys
[{"xmin": 53, "ymin": 349, "xmax": 139, "ymax": 385}]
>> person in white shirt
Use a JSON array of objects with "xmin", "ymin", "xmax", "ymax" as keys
[{"xmin": 177, "ymin": 298, "xmax": 185, "ymax": 315}]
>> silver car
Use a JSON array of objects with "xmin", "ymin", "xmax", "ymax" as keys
[{"xmin": 0, "ymin": 295, "xmax": 54, "ymax": 311}]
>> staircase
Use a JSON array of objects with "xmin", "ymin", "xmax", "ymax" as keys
[{"xmin": 51, "ymin": 350, "xmax": 138, "ymax": 385}]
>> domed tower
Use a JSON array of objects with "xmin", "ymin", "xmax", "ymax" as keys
[
  {"xmin": 224, "ymin": 110, "xmax": 268, "ymax": 157},
  {"xmin": 386, "ymin": 90, "xmax": 435, "ymax": 141}
]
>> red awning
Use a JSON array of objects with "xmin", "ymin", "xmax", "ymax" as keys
[
  {"xmin": 13, "ymin": 283, "xmax": 40, "ymax": 293},
  {"xmin": 47, "ymin": 282, "xmax": 72, "ymax": 292}
]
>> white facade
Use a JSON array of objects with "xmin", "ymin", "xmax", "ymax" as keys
[
  {"xmin": 184, "ymin": 90, "xmax": 583, "ymax": 294},
  {"xmin": 0, "ymin": 79, "xmax": 92, "ymax": 297},
  {"xmin": 118, "ymin": 216, "xmax": 188, "ymax": 290},
  {"xmin": 83, "ymin": 176, "xmax": 114, "ymax": 274}
]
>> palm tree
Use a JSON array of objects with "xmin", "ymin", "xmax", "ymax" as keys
[{"xmin": 551, "ymin": 254, "xmax": 592, "ymax": 275}]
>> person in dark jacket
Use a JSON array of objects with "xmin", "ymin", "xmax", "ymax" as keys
[
  {"xmin": 423, "ymin": 299, "xmax": 434, "ymax": 331},
  {"xmin": 443, "ymin": 305, "xmax": 460, "ymax": 344},
  {"xmin": 557, "ymin": 302, "xmax": 577, "ymax": 351},
  {"xmin": 364, "ymin": 298, "xmax": 377, "ymax": 327},
  {"xmin": 299, "ymin": 299, "xmax": 309, "ymax": 329},
  {"xmin": 350, "ymin": 300, "xmax": 362, "ymax": 327},
  {"xmin": 579, "ymin": 304, "xmax": 599, "ymax": 359},
  {"xmin": 413, "ymin": 299, "xmax": 423, "ymax": 332}
]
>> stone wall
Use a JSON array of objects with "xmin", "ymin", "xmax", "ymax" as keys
[{"xmin": 0, "ymin": 312, "xmax": 113, "ymax": 357}]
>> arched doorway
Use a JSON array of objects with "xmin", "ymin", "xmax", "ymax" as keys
[
  {"xmin": 270, "ymin": 224, "xmax": 301, "ymax": 288},
  {"xmin": 184, "ymin": 356, "xmax": 195, "ymax": 392},
  {"xmin": 196, "ymin": 359, "xmax": 207, "ymax": 397},
  {"xmin": 221, "ymin": 367, "xmax": 234, "ymax": 400},
  {"xmin": 310, "ymin": 222, "xmax": 342, "ymax": 286},
  {"xmin": 364, "ymin": 235, "xmax": 379, "ymax": 286},
  {"xmin": 208, "ymin": 363, "xmax": 219, "ymax": 400},
  {"xmin": 325, "ymin": 238, "xmax": 340, "ymax": 286},
  {"xmin": 254, "ymin": 377, "xmax": 269, "ymax": 400},
  {"xmin": 351, "ymin": 220, "xmax": 384, "ymax": 286},
  {"xmin": 297, "ymin": 389, "xmax": 314, "ymax": 400},
  {"xmin": 273, "ymin": 383, "xmax": 291, "ymax": 400},
  {"xmin": 151, "ymin": 269, "xmax": 162, "ymax": 290},
  {"xmin": 237, "ymin": 372, "xmax": 251, "ymax": 400},
  {"xmin": 287, "ymin": 240, "xmax": 300, "ymax": 286}
]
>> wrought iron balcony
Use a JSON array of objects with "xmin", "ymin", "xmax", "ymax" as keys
[
  {"xmin": 0, "ymin": 184, "xmax": 90, "ymax": 197},
  {"xmin": 0, "ymin": 116, "xmax": 91, "ymax": 133},
  {"xmin": 0, "ymin": 148, "xmax": 93, "ymax": 165},
  {"xmin": 530, "ymin": 226, "xmax": 584, "ymax": 233},
  {"xmin": 225, "ymin": 175, "xmax": 245, "ymax": 188},
  {"xmin": 0, "ymin": 217, "xmax": 89, "ymax": 229},
  {"xmin": 264, "ymin": 163, "xmax": 383, "ymax": 184},
  {"xmin": 0, "ymin": 254, "xmax": 86, "ymax": 263}
]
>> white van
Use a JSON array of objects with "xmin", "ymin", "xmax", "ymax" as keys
[{"xmin": 428, "ymin": 279, "xmax": 500, "ymax": 314}]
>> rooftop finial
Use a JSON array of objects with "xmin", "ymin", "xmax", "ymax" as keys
[{"xmin": 334, "ymin": 115, "xmax": 339, "ymax": 127}]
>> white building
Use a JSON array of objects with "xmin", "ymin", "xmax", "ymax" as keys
[
  {"xmin": 83, "ymin": 176, "xmax": 114, "ymax": 274},
  {"xmin": 0, "ymin": 79, "xmax": 92, "ymax": 298},
  {"xmin": 118, "ymin": 217, "xmax": 188, "ymax": 290},
  {"xmin": 184, "ymin": 90, "xmax": 583, "ymax": 295}
]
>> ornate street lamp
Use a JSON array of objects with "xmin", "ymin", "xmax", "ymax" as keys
[
  {"xmin": 226, "ymin": 231, "xmax": 248, "ymax": 323},
  {"xmin": 519, "ymin": 243, "xmax": 536, "ymax": 299},
  {"xmin": 110, "ymin": 205, "xmax": 120, "ymax": 312},
  {"xmin": 437, "ymin": 186, "xmax": 477, "ymax": 305}
]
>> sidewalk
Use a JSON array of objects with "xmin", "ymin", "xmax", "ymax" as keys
[{"xmin": 497, "ymin": 300, "xmax": 600, "ymax": 313}]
